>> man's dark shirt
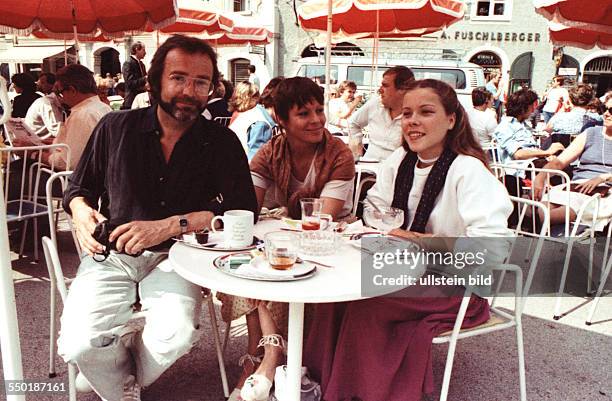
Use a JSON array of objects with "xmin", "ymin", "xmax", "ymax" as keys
[
  {"xmin": 206, "ymin": 98, "xmax": 231, "ymax": 119},
  {"xmin": 63, "ymin": 106, "xmax": 258, "ymax": 247}
]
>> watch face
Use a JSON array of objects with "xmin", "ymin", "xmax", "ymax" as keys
[{"xmin": 180, "ymin": 219, "xmax": 188, "ymax": 227}]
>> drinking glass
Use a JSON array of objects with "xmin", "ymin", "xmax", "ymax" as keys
[
  {"xmin": 363, "ymin": 206, "xmax": 404, "ymax": 234},
  {"xmin": 264, "ymin": 231, "xmax": 300, "ymax": 270},
  {"xmin": 300, "ymin": 198, "xmax": 325, "ymax": 231}
]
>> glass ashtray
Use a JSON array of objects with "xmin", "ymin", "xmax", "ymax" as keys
[{"xmin": 299, "ymin": 230, "xmax": 340, "ymax": 256}]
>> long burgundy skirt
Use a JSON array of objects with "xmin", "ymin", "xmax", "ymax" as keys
[{"xmin": 303, "ymin": 287, "xmax": 490, "ymax": 401}]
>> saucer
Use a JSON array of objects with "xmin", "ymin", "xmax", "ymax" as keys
[
  {"xmin": 213, "ymin": 253, "xmax": 316, "ymax": 281},
  {"xmin": 174, "ymin": 232, "xmax": 261, "ymax": 252}
]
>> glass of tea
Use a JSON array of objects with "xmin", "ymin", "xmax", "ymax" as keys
[
  {"xmin": 264, "ymin": 231, "xmax": 300, "ymax": 270},
  {"xmin": 300, "ymin": 198, "xmax": 325, "ymax": 231}
]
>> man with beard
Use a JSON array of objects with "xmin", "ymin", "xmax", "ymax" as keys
[{"xmin": 59, "ymin": 35, "xmax": 257, "ymax": 401}]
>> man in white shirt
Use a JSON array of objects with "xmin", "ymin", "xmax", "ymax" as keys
[
  {"xmin": 24, "ymin": 73, "xmax": 64, "ymax": 139},
  {"xmin": 247, "ymin": 64, "xmax": 260, "ymax": 90},
  {"xmin": 348, "ymin": 66, "xmax": 414, "ymax": 161},
  {"xmin": 467, "ymin": 87, "xmax": 497, "ymax": 146},
  {"xmin": 542, "ymin": 76, "xmax": 569, "ymax": 123},
  {"xmin": 15, "ymin": 65, "xmax": 111, "ymax": 170}
]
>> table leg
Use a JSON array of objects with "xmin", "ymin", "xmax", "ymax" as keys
[{"xmin": 284, "ymin": 302, "xmax": 305, "ymax": 401}]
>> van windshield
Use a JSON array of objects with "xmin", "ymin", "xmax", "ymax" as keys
[
  {"xmin": 296, "ymin": 64, "xmax": 339, "ymax": 84},
  {"xmin": 347, "ymin": 66, "xmax": 466, "ymax": 89}
]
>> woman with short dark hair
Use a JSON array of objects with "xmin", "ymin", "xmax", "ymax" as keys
[{"xmin": 220, "ymin": 77, "xmax": 355, "ymax": 401}]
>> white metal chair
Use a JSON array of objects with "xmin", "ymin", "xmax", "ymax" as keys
[
  {"xmin": 586, "ymin": 251, "xmax": 612, "ymax": 325},
  {"xmin": 493, "ymin": 164, "xmax": 611, "ymax": 320},
  {"xmin": 42, "ymin": 237, "xmax": 231, "ymax": 400},
  {"xmin": 214, "ymin": 116, "xmax": 231, "ymax": 127},
  {"xmin": 432, "ymin": 264, "xmax": 526, "ymax": 401},
  {"xmin": 482, "ymin": 138, "xmax": 500, "ymax": 166},
  {"xmin": 1, "ymin": 143, "xmax": 70, "ymax": 261},
  {"xmin": 44, "ymin": 170, "xmax": 77, "ymax": 382}
]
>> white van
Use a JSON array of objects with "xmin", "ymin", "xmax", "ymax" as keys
[{"xmin": 293, "ymin": 55, "xmax": 486, "ymax": 110}]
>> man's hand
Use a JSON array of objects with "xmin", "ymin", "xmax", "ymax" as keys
[
  {"xmin": 575, "ymin": 176, "xmax": 607, "ymax": 195},
  {"xmin": 110, "ymin": 220, "xmax": 172, "ymax": 255},
  {"xmin": 547, "ymin": 142, "xmax": 565, "ymax": 156},
  {"xmin": 70, "ymin": 200, "xmax": 107, "ymax": 256}
]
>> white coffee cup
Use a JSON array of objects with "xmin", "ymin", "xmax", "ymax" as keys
[{"xmin": 211, "ymin": 210, "xmax": 254, "ymax": 248}]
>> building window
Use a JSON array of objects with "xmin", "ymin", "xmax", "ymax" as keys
[
  {"xmin": 471, "ymin": 0, "xmax": 512, "ymax": 21},
  {"xmin": 233, "ymin": 0, "xmax": 248, "ymax": 12},
  {"xmin": 230, "ymin": 58, "xmax": 251, "ymax": 86}
]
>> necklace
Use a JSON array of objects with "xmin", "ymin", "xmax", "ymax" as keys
[{"xmin": 417, "ymin": 154, "xmax": 439, "ymax": 164}]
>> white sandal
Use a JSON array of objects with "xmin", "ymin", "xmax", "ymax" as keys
[{"xmin": 240, "ymin": 335, "xmax": 286, "ymax": 401}]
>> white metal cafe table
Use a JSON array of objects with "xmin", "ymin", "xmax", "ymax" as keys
[{"xmin": 169, "ymin": 219, "xmax": 364, "ymax": 401}]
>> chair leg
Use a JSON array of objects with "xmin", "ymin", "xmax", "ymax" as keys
[
  {"xmin": 49, "ymin": 282, "xmax": 57, "ymax": 378},
  {"xmin": 515, "ymin": 315, "xmax": 527, "ymax": 401},
  {"xmin": 553, "ymin": 238, "xmax": 576, "ymax": 320},
  {"xmin": 33, "ymin": 217, "xmax": 39, "ymax": 262},
  {"xmin": 222, "ymin": 321, "xmax": 232, "ymax": 355},
  {"xmin": 68, "ymin": 362, "xmax": 77, "ymax": 401},
  {"xmin": 438, "ymin": 297, "xmax": 470, "ymax": 401},
  {"xmin": 602, "ymin": 234, "xmax": 612, "ymax": 285},
  {"xmin": 586, "ymin": 253, "xmax": 612, "ymax": 325},
  {"xmin": 587, "ymin": 233, "xmax": 595, "ymax": 295},
  {"xmin": 207, "ymin": 296, "xmax": 230, "ymax": 398},
  {"xmin": 19, "ymin": 219, "xmax": 29, "ymax": 258}
]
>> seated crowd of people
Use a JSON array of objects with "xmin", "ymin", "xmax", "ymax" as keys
[{"xmin": 1, "ymin": 34, "xmax": 611, "ymax": 401}]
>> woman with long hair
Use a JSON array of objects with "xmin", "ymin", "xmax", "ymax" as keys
[
  {"xmin": 303, "ymin": 79, "xmax": 512, "ymax": 401},
  {"xmin": 228, "ymin": 81, "xmax": 261, "ymax": 152}
]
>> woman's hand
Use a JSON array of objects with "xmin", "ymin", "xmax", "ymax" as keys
[
  {"xmin": 388, "ymin": 229, "xmax": 433, "ymax": 240},
  {"xmin": 533, "ymin": 173, "xmax": 548, "ymax": 200},
  {"xmin": 547, "ymin": 142, "xmax": 565, "ymax": 156},
  {"xmin": 575, "ymin": 175, "xmax": 608, "ymax": 195}
]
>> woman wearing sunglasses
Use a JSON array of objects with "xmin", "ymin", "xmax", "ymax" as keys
[{"xmin": 534, "ymin": 93, "xmax": 612, "ymax": 229}]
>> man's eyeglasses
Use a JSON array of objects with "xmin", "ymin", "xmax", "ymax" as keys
[
  {"xmin": 605, "ymin": 106, "xmax": 612, "ymax": 115},
  {"xmin": 54, "ymin": 86, "xmax": 69, "ymax": 97},
  {"xmin": 168, "ymin": 74, "xmax": 213, "ymax": 96}
]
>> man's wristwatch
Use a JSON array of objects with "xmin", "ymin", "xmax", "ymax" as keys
[{"xmin": 179, "ymin": 215, "xmax": 188, "ymax": 234}]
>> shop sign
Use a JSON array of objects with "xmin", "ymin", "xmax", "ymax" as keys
[
  {"xmin": 558, "ymin": 67, "xmax": 578, "ymax": 76},
  {"xmin": 442, "ymin": 31, "xmax": 541, "ymax": 42}
]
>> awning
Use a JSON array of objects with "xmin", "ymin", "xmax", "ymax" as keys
[{"xmin": 0, "ymin": 45, "xmax": 74, "ymax": 63}]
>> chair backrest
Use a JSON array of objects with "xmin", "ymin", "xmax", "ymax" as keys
[
  {"xmin": 42, "ymin": 236, "xmax": 69, "ymax": 302},
  {"xmin": 492, "ymin": 164, "xmax": 576, "ymax": 237},
  {"xmin": 45, "ymin": 170, "xmax": 81, "ymax": 256},
  {"xmin": 507, "ymin": 196, "xmax": 549, "ymax": 301},
  {"xmin": 482, "ymin": 138, "xmax": 499, "ymax": 165},
  {"xmin": 214, "ymin": 116, "xmax": 231, "ymax": 127},
  {"xmin": 1, "ymin": 144, "xmax": 71, "ymax": 222}
]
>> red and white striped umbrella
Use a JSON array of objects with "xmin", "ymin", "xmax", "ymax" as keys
[
  {"xmin": 298, "ymin": 0, "xmax": 465, "ymax": 40},
  {"xmin": 0, "ymin": 0, "xmax": 178, "ymax": 38},
  {"xmin": 199, "ymin": 26, "xmax": 272, "ymax": 46},
  {"xmin": 158, "ymin": 0, "xmax": 233, "ymax": 34},
  {"xmin": 534, "ymin": 0, "xmax": 612, "ymax": 48}
]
